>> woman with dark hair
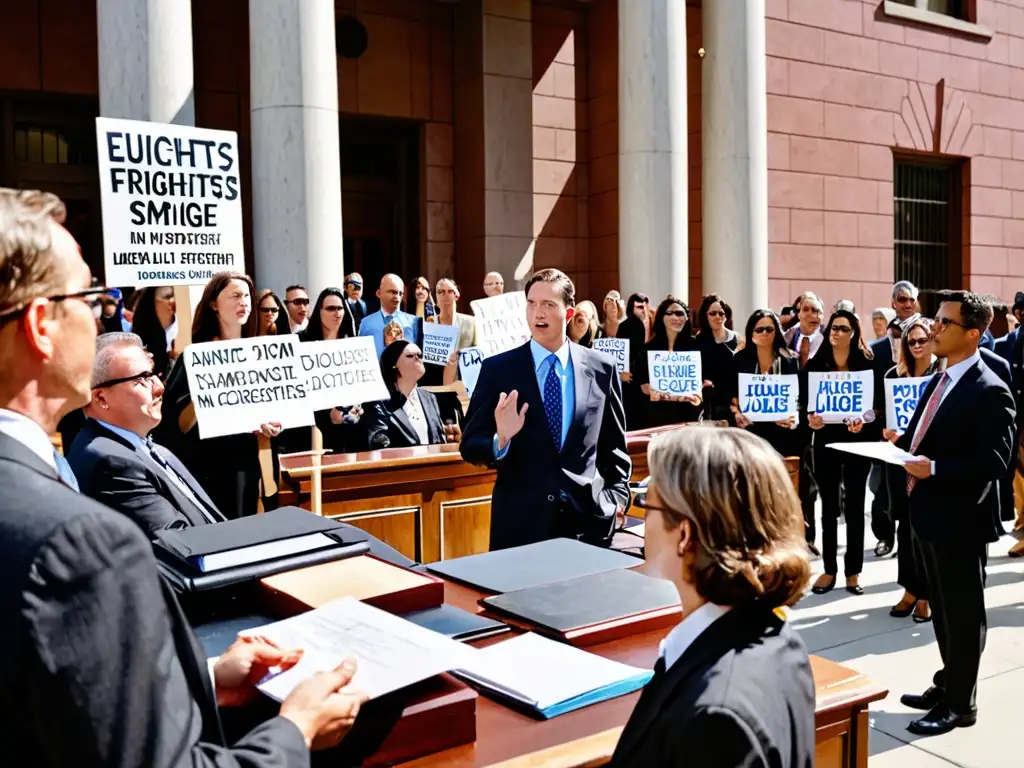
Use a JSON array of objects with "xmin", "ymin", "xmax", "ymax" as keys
[
  {"xmin": 694, "ymin": 294, "xmax": 738, "ymax": 420},
  {"xmin": 725, "ymin": 309, "xmax": 801, "ymax": 456},
  {"xmin": 363, "ymin": 340, "xmax": 447, "ymax": 449},
  {"xmin": 616, "ymin": 293, "xmax": 651, "ymax": 429},
  {"xmin": 300, "ymin": 287, "xmax": 356, "ymax": 341},
  {"xmin": 634, "ymin": 296, "xmax": 703, "ymax": 428},
  {"xmin": 411, "ymin": 276, "xmax": 437, "ymax": 322},
  {"xmin": 612, "ymin": 427, "xmax": 814, "ymax": 766},
  {"xmin": 130, "ymin": 286, "xmax": 178, "ymax": 378},
  {"xmin": 256, "ymin": 289, "xmax": 285, "ymax": 336},
  {"xmin": 157, "ymin": 272, "xmax": 276, "ymax": 518},
  {"xmin": 804, "ymin": 309, "xmax": 879, "ymax": 595},
  {"xmin": 695, "ymin": 293, "xmax": 737, "ymax": 349}
]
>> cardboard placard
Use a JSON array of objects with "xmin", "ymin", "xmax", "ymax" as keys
[
  {"xmin": 470, "ymin": 291, "xmax": 530, "ymax": 357},
  {"xmin": 422, "ymin": 323, "xmax": 461, "ymax": 366},
  {"xmin": 647, "ymin": 350, "xmax": 702, "ymax": 396},
  {"xmin": 300, "ymin": 337, "xmax": 389, "ymax": 411},
  {"xmin": 96, "ymin": 116, "xmax": 244, "ymax": 287},
  {"xmin": 737, "ymin": 373, "xmax": 799, "ymax": 422},
  {"xmin": 184, "ymin": 335, "xmax": 313, "ymax": 439},
  {"xmin": 885, "ymin": 375, "xmax": 932, "ymax": 433},
  {"xmin": 808, "ymin": 370, "xmax": 874, "ymax": 423},
  {"xmin": 458, "ymin": 347, "xmax": 485, "ymax": 397},
  {"xmin": 592, "ymin": 337, "xmax": 630, "ymax": 374}
]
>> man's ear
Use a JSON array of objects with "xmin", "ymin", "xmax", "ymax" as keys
[
  {"xmin": 565, "ymin": 307, "xmax": 575, "ymax": 324},
  {"xmin": 676, "ymin": 518, "xmax": 693, "ymax": 559},
  {"xmin": 22, "ymin": 299, "xmax": 57, "ymax": 360}
]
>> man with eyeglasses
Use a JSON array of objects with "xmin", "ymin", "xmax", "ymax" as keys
[
  {"xmin": 345, "ymin": 272, "xmax": 367, "ymax": 332},
  {"xmin": 0, "ymin": 188, "xmax": 368, "ymax": 765},
  {"xmin": 281, "ymin": 284, "xmax": 310, "ymax": 334},
  {"xmin": 67, "ymin": 332, "xmax": 226, "ymax": 536},
  {"xmin": 896, "ymin": 290, "xmax": 1015, "ymax": 736}
]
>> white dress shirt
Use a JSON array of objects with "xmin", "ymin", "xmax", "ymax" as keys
[
  {"xmin": 0, "ymin": 408, "xmax": 57, "ymax": 471},
  {"xmin": 402, "ymin": 388, "xmax": 430, "ymax": 445},
  {"xmin": 659, "ymin": 602, "xmax": 732, "ymax": 671}
]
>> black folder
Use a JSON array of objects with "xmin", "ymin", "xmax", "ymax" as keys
[
  {"xmin": 155, "ymin": 506, "xmax": 369, "ymax": 592},
  {"xmin": 425, "ymin": 538, "xmax": 638, "ymax": 594},
  {"xmin": 400, "ymin": 604, "xmax": 510, "ymax": 642},
  {"xmin": 480, "ymin": 569, "xmax": 679, "ymax": 635}
]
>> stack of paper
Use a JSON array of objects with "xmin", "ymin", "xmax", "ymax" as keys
[{"xmin": 454, "ymin": 632, "xmax": 653, "ymax": 719}]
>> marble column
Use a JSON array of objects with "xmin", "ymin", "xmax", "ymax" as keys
[
  {"xmin": 249, "ymin": 0, "xmax": 344, "ymax": 294},
  {"xmin": 97, "ymin": 0, "xmax": 195, "ymax": 124},
  {"xmin": 701, "ymin": 0, "xmax": 768, "ymax": 323},
  {"xmin": 618, "ymin": 0, "xmax": 688, "ymax": 301}
]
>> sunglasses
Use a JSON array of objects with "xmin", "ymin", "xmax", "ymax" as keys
[
  {"xmin": 753, "ymin": 326, "xmax": 775, "ymax": 335},
  {"xmin": 830, "ymin": 325, "xmax": 853, "ymax": 334},
  {"xmin": 347, "ymin": 282, "xmax": 362, "ymax": 289},
  {"xmin": 895, "ymin": 296, "xmax": 916, "ymax": 304},
  {"xmin": 403, "ymin": 352, "xmax": 424, "ymax": 360},
  {"xmin": 94, "ymin": 370, "xmax": 162, "ymax": 389},
  {"xmin": 322, "ymin": 305, "xmax": 345, "ymax": 314},
  {"xmin": 906, "ymin": 338, "xmax": 929, "ymax": 348},
  {"xmin": 258, "ymin": 307, "xmax": 279, "ymax": 315},
  {"xmin": 664, "ymin": 310, "xmax": 687, "ymax": 318},
  {"xmin": 286, "ymin": 298, "xmax": 310, "ymax": 306},
  {"xmin": 707, "ymin": 310, "xmax": 726, "ymax": 317}
]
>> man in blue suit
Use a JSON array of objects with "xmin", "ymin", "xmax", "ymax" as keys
[{"xmin": 358, "ymin": 273, "xmax": 421, "ymax": 358}]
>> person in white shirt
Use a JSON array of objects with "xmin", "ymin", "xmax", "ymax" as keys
[
  {"xmin": 365, "ymin": 339, "xmax": 448, "ymax": 449},
  {"xmin": 782, "ymin": 294, "xmax": 824, "ymax": 368}
]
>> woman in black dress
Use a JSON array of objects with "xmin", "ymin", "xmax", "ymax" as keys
[{"xmin": 634, "ymin": 296, "xmax": 703, "ymax": 428}]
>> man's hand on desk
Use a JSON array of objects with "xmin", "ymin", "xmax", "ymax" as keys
[
  {"xmin": 214, "ymin": 635, "xmax": 303, "ymax": 707},
  {"xmin": 279, "ymin": 657, "xmax": 370, "ymax": 751},
  {"xmin": 495, "ymin": 390, "xmax": 528, "ymax": 451}
]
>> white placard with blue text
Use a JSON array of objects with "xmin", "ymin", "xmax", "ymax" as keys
[
  {"xmin": 184, "ymin": 335, "xmax": 314, "ymax": 439},
  {"xmin": 885, "ymin": 376, "xmax": 932, "ymax": 433},
  {"xmin": 458, "ymin": 347, "xmax": 485, "ymax": 397},
  {"xmin": 737, "ymin": 374, "xmax": 799, "ymax": 422},
  {"xmin": 421, "ymin": 323, "xmax": 461, "ymax": 365},
  {"xmin": 592, "ymin": 337, "xmax": 630, "ymax": 373},
  {"xmin": 647, "ymin": 351, "xmax": 702, "ymax": 396},
  {"xmin": 808, "ymin": 370, "xmax": 874, "ymax": 423},
  {"xmin": 96, "ymin": 116, "xmax": 244, "ymax": 288}
]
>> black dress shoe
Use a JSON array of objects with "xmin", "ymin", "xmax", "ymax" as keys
[
  {"xmin": 811, "ymin": 576, "xmax": 835, "ymax": 594},
  {"xmin": 807, "ymin": 543, "xmax": 820, "ymax": 556},
  {"xmin": 874, "ymin": 540, "xmax": 894, "ymax": 557},
  {"xmin": 845, "ymin": 582, "xmax": 864, "ymax": 595},
  {"xmin": 900, "ymin": 685, "xmax": 944, "ymax": 711},
  {"xmin": 907, "ymin": 704, "xmax": 977, "ymax": 736}
]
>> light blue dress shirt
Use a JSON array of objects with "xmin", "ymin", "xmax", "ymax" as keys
[
  {"xmin": 495, "ymin": 339, "xmax": 575, "ymax": 458},
  {"xmin": 358, "ymin": 310, "xmax": 420, "ymax": 359}
]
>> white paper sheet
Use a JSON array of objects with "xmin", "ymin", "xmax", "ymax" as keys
[
  {"xmin": 246, "ymin": 597, "xmax": 475, "ymax": 701},
  {"xmin": 825, "ymin": 441, "xmax": 918, "ymax": 466}
]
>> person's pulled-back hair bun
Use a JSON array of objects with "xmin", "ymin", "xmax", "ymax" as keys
[{"xmin": 647, "ymin": 427, "xmax": 811, "ymax": 609}]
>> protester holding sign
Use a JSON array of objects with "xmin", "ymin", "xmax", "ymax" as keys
[
  {"xmin": 803, "ymin": 309, "xmax": 881, "ymax": 596},
  {"xmin": 881, "ymin": 317, "xmax": 940, "ymax": 623},
  {"xmin": 725, "ymin": 309, "xmax": 801, "ymax": 457},
  {"xmin": 364, "ymin": 340, "xmax": 449, "ymax": 449},
  {"xmin": 634, "ymin": 296, "xmax": 702, "ymax": 429},
  {"xmin": 422, "ymin": 277, "xmax": 476, "ymax": 389},
  {"xmin": 157, "ymin": 271, "xmax": 276, "ymax": 518}
]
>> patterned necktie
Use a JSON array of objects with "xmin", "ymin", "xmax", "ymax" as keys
[
  {"xmin": 906, "ymin": 372, "xmax": 950, "ymax": 496},
  {"xmin": 53, "ymin": 449, "xmax": 79, "ymax": 492},
  {"xmin": 799, "ymin": 336, "xmax": 811, "ymax": 368},
  {"xmin": 543, "ymin": 355, "xmax": 563, "ymax": 449}
]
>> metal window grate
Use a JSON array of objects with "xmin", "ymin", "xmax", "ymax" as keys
[{"xmin": 893, "ymin": 161, "xmax": 959, "ymax": 291}]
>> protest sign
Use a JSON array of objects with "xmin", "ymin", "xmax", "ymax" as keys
[
  {"xmin": 184, "ymin": 335, "xmax": 312, "ymax": 439},
  {"xmin": 421, "ymin": 323, "xmax": 460, "ymax": 366},
  {"xmin": 300, "ymin": 337, "xmax": 389, "ymax": 412},
  {"xmin": 808, "ymin": 370, "xmax": 874, "ymax": 423},
  {"xmin": 458, "ymin": 347, "xmax": 485, "ymax": 397},
  {"xmin": 647, "ymin": 350, "xmax": 702, "ymax": 395},
  {"xmin": 470, "ymin": 292, "xmax": 530, "ymax": 357},
  {"xmin": 737, "ymin": 373, "xmax": 799, "ymax": 422},
  {"xmin": 885, "ymin": 375, "xmax": 932, "ymax": 433},
  {"xmin": 96, "ymin": 116, "xmax": 244, "ymax": 288},
  {"xmin": 593, "ymin": 337, "xmax": 630, "ymax": 374}
]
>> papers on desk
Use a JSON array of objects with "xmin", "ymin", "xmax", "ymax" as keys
[
  {"xmin": 825, "ymin": 441, "xmax": 917, "ymax": 466},
  {"xmin": 454, "ymin": 632, "xmax": 653, "ymax": 719},
  {"xmin": 248, "ymin": 597, "xmax": 472, "ymax": 701}
]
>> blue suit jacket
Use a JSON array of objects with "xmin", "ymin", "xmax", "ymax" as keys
[{"xmin": 358, "ymin": 310, "xmax": 422, "ymax": 358}]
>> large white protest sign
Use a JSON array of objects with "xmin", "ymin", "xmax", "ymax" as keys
[
  {"xmin": 647, "ymin": 350, "xmax": 702, "ymax": 396},
  {"xmin": 737, "ymin": 374, "xmax": 799, "ymax": 422},
  {"xmin": 96, "ymin": 117, "xmax": 244, "ymax": 288},
  {"xmin": 421, "ymin": 323, "xmax": 460, "ymax": 366},
  {"xmin": 300, "ymin": 337, "xmax": 389, "ymax": 412},
  {"xmin": 184, "ymin": 335, "xmax": 313, "ymax": 439},
  {"xmin": 458, "ymin": 347, "xmax": 485, "ymax": 397},
  {"xmin": 808, "ymin": 370, "xmax": 874, "ymax": 423},
  {"xmin": 885, "ymin": 376, "xmax": 932, "ymax": 433},
  {"xmin": 593, "ymin": 337, "xmax": 630, "ymax": 373},
  {"xmin": 471, "ymin": 291, "xmax": 530, "ymax": 357}
]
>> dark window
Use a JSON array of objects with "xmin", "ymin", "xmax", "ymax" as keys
[
  {"xmin": 13, "ymin": 123, "xmax": 96, "ymax": 166},
  {"xmin": 890, "ymin": 0, "xmax": 970, "ymax": 21},
  {"xmin": 893, "ymin": 160, "xmax": 962, "ymax": 291}
]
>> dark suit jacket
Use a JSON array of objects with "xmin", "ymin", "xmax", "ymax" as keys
[
  {"xmin": 896, "ymin": 358, "xmax": 1016, "ymax": 543},
  {"xmin": 364, "ymin": 388, "xmax": 446, "ymax": 449},
  {"xmin": 980, "ymin": 346, "xmax": 1012, "ymax": 387},
  {"xmin": 346, "ymin": 298, "xmax": 367, "ymax": 334},
  {"xmin": 994, "ymin": 328, "xmax": 1019, "ymax": 366},
  {"xmin": 460, "ymin": 341, "xmax": 631, "ymax": 550},
  {"xmin": 67, "ymin": 419, "xmax": 225, "ymax": 538},
  {"xmin": 0, "ymin": 432, "xmax": 307, "ymax": 767},
  {"xmin": 610, "ymin": 604, "xmax": 815, "ymax": 767}
]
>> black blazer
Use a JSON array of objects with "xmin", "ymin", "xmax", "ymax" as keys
[
  {"xmin": 896, "ymin": 358, "xmax": 1016, "ymax": 543},
  {"xmin": 364, "ymin": 388, "xmax": 446, "ymax": 449},
  {"xmin": 0, "ymin": 432, "xmax": 307, "ymax": 766},
  {"xmin": 460, "ymin": 341, "xmax": 631, "ymax": 550},
  {"xmin": 611, "ymin": 604, "xmax": 815, "ymax": 767},
  {"xmin": 67, "ymin": 418, "xmax": 225, "ymax": 537},
  {"xmin": 724, "ymin": 348, "xmax": 802, "ymax": 456}
]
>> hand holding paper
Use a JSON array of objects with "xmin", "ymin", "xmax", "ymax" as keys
[{"xmin": 904, "ymin": 456, "xmax": 932, "ymax": 479}]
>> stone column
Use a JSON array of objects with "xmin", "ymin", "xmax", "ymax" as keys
[
  {"xmin": 249, "ymin": 0, "xmax": 344, "ymax": 294},
  {"xmin": 618, "ymin": 0, "xmax": 688, "ymax": 301},
  {"xmin": 701, "ymin": 0, "xmax": 768, "ymax": 322},
  {"xmin": 97, "ymin": 0, "xmax": 195, "ymax": 125}
]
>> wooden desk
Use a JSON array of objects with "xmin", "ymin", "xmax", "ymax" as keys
[
  {"xmin": 278, "ymin": 429, "xmax": 801, "ymax": 564},
  {"xmin": 399, "ymin": 580, "xmax": 886, "ymax": 768}
]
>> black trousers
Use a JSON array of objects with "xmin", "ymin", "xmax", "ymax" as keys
[
  {"xmin": 886, "ymin": 464, "xmax": 927, "ymax": 597},
  {"xmin": 814, "ymin": 445, "xmax": 870, "ymax": 577},
  {"xmin": 868, "ymin": 462, "xmax": 895, "ymax": 543},
  {"xmin": 799, "ymin": 443, "xmax": 819, "ymax": 544},
  {"xmin": 915, "ymin": 531, "xmax": 987, "ymax": 714}
]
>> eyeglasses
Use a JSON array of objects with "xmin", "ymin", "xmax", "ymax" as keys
[
  {"xmin": 934, "ymin": 317, "xmax": 967, "ymax": 330},
  {"xmin": 906, "ymin": 338, "xmax": 929, "ymax": 348},
  {"xmin": 286, "ymin": 298, "xmax": 310, "ymax": 306},
  {"xmin": 753, "ymin": 326, "xmax": 775, "ymax": 335},
  {"xmin": 322, "ymin": 305, "xmax": 345, "ymax": 314},
  {"xmin": 707, "ymin": 310, "xmax": 726, "ymax": 317},
  {"xmin": 664, "ymin": 310, "xmax": 687, "ymax": 318},
  {"xmin": 94, "ymin": 370, "xmax": 161, "ymax": 389},
  {"xmin": 830, "ymin": 325, "xmax": 853, "ymax": 334},
  {"xmin": 0, "ymin": 286, "xmax": 113, "ymax": 325}
]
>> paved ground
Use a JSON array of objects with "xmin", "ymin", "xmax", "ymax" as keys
[{"xmin": 794, "ymin": 516, "xmax": 1024, "ymax": 768}]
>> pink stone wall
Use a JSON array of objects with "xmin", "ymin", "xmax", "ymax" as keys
[{"xmin": 766, "ymin": 0, "xmax": 1024, "ymax": 311}]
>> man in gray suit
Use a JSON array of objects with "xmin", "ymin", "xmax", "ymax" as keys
[{"xmin": 0, "ymin": 187, "xmax": 365, "ymax": 765}]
